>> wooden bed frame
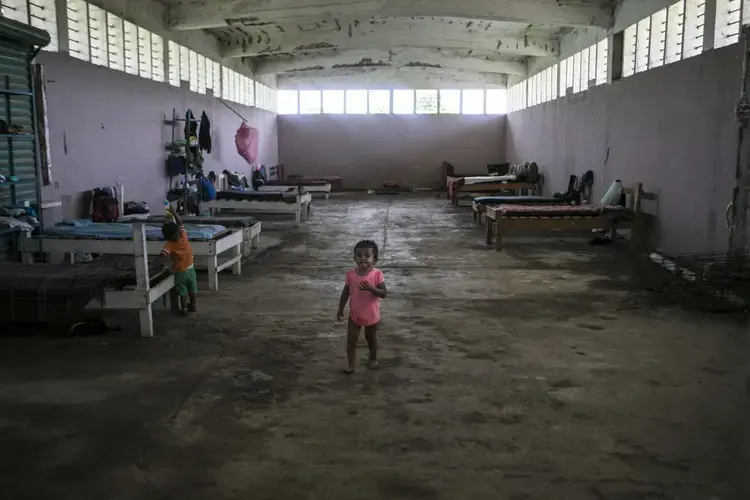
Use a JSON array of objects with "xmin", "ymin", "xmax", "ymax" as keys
[
  {"xmin": 449, "ymin": 177, "xmax": 538, "ymax": 205},
  {"xmin": 15, "ymin": 224, "xmax": 175, "ymax": 338},
  {"xmin": 483, "ymin": 183, "xmax": 656, "ymax": 251},
  {"xmin": 18, "ymin": 226, "xmax": 244, "ymax": 291}
]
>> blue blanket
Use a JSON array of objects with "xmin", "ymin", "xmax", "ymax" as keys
[{"xmin": 47, "ymin": 220, "xmax": 227, "ymax": 241}]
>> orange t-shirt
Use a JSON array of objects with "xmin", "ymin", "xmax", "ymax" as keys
[{"xmin": 161, "ymin": 227, "xmax": 194, "ymax": 272}]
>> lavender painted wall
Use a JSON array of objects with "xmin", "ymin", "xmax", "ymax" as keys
[
  {"xmin": 278, "ymin": 114, "xmax": 505, "ymax": 189},
  {"xmin": 505, "ymin": 45, "xmax": 741, "ymax": 255},
  {"xmin": 37, "ymin": 52, "xmax": 278, "ymax": 224}
]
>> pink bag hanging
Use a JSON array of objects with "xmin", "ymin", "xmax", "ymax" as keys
[{"xmin": 235, "ymin": 121, "xmax": 259, "ymax": 164}]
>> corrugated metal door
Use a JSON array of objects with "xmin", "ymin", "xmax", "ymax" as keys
[{"xmin": 0, "ymin": 37, "xmax": 36, "ymax": 261}]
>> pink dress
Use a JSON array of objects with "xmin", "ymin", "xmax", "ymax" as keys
[{"xmin": 346, "ymin": 268, "xmax": 384, "ymax": 327}]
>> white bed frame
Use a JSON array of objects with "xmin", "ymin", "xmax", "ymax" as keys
[
  {"xmin": 206, "ymin": 191, "xmax": 312, "ymax": 226},
  {"xmin": 18, "ymin": 226, "xmax": 244, "ymax": 292},
  {"xmin": 257, "ymin": 183, "xmax": 331, "ymax": 199},
  {"xmin": 17, "ymin": 224, "xmax": 175, "ymax": 338}
]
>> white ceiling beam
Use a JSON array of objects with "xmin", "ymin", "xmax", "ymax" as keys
[
  {"xmin": 256, "ymin": 48, "xmax": 527, "ymax": 76},
  {"xmin": 276, "ymin": 66, "xmax": 508, "ymax": 89},
  {"xmin": 222, "ymin": 18, "xmax": 559, "ymax": 58},
  {"xmin": 170, "ymin": 0, "xmax": 613, "ymax": 31}
]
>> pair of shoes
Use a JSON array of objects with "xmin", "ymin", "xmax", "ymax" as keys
[
  {"xmin": 179, "ymin": 309, "xmax": 188, "ymax": 317},
  {"xmin": 187, "ymin": 304, "xmax": 196, "ymax": 313}
]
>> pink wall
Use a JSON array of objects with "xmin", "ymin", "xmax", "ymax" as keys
[
  {"xmin": 278, "ymin": 114, "xmax": 505, "ymax": 189},
  {"xmin": 505, "ymin": 45, "xmax": 741, "ymax": 255},
  {"xmin": 37, "ymin": 52, "xmax": 278, "ymax": 223}
]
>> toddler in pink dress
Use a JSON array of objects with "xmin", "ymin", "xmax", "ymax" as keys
[{"xmin": 337, "ymin": 240, "xmax": 388, "ymax": 373}]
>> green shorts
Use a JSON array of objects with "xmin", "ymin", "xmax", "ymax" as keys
[{"xmin": 174, "ymin": 266, "xmax": 197, "ymax": 297}]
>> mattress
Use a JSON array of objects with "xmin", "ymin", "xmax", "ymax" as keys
[
  {"xmin": 46, "ymin": 221, "xmax": 228, "ymax": 241},
  {"xmin": 216, "ymin": 189, "xmax": 298, "ymax": 203},
  {"xmin": 264, "ymin": 179, "xmax": 330, "ymax": 187},
  {"xmin": 120, "ymin": 215, "xmax": 258, "ymax": 227},
  {"xmin": 461, "ymin": 175, "xmax": 518, "ymax": 185},
  {"xmin": 474, "ymin": 196, "xmax": 566, "ymax": 206},
  {"xmin": 494, "ymin": 204, "xmax": 632, "ymax": 218},
  {"xmin": 0, "ymin": 257, "xmax": 169, "ymax": 322}
]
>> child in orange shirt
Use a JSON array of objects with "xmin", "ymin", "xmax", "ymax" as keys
[{"xmin": 161, "ymin": 208, "xmax": 197, "ymax": 315}]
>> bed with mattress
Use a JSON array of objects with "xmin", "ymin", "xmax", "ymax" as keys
[
  {"xmin": 17, "ymin": 220, "xmax": 244, "ymax": 291},
  {"xmin": 444, "ymin": 162, "xmax": 540, "ymax": 204},
  {"xmin": 258, "ymin": 180, "xmax": 331, "ymax": 199},
  {"xmin": 205, "ymin": 186, "xmax": 312, "ymax": 226},
  {"xmin": 482, "ymin": 184, "xmax": 655, "ymax": 250},
  {"xmin": 1, "ymin": 225, "xmax": 174, "ymax": 337},
  {"xmin": 472, "ymin": 195, "xmax": 570, "ymax": 223},
  {"xmin": 119, "ymin": 215, "xmax": 261, "ymax": 256}
]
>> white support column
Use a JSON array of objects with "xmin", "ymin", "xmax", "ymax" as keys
[
  {"xmin": 703, "ymin": 0, "xmax": 718, "ymax": 51},
  {"xmin": 132, "ymin": 223, "xmax": 154, "ymax": 337}
]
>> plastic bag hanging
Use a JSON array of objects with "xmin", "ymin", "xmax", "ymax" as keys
[{"xmin": 235, "ymin": 121, "xmax": 259, "ymax": 164}]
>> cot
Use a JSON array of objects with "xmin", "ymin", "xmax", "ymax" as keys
[
  {"xmin": 448, "ymin": 175, "xmax": 538, "ymax": 205},
  {"xmin": 472, "ymin": 195, "xmax": 568, "ymax": 224},
  {"xmin": 120, "ymin": 215, "xmax": 261, "ymax": 256},
  {"xmin": 18, "ymin": 221, "xmax": 243, "ymax": 291},
  {"xmin": 258, "ymin": 180, "xmax": 331, "ymax": 199},
  {"xmin": 205, "ymin": 190, "xmax": 312, "ymax": 226},
  {"xmin": 483, "ymin": 184, "xmax": 655, "ymax": 250},
  {"xmin": 2, "ymin": 224, "xmax": 174, "ymax": 337}
]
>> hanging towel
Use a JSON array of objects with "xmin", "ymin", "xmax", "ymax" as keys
[{"xmin": 199, "ymin": 111, "xmax": 212, "ymax": 154}]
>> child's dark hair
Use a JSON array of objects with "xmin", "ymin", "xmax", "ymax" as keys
[
  {"xmin": 162, "ymin": 221, "xmax": 180, "ymax": 241},
  {"xmin": 354, "ymin": 240, "xmax": 379, "ymax": 261}
]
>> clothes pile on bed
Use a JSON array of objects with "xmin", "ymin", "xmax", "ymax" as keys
[
  {"xmin": 46, "ymin": 219, "xmax": 227, "ymax": 240},
  {"xmin": 0, "ymin": 206, "xmax": 39, "ymax": 233},
  {"xmin": 0, "ymin": 257, "xmax": 168, "ymax": 322}
]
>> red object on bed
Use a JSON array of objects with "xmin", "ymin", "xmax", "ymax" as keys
[{"xmin": 495, "ymin": 204, "xmax": 630, "ymax": 217}]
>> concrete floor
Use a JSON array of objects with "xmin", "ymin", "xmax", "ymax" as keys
[{"xmin": 0, "ymin": 196, "xmax": 746, "ymax": 500}]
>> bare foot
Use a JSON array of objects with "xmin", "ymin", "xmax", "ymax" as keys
[
  {"xmin": 368, "ymin": 360, "xmax": 379, "ymax": 370},
  {"xmin": 342, "ymin": 367, "xmax": 355, "ymax": 374}
]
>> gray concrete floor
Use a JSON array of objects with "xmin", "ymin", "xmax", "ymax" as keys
[{"xmin": 0, "ymin": 195, "xmax": 746, "ymax": 500}]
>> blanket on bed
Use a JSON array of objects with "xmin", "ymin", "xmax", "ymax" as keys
[
  {"xmin": 0, "ymin": 257, "xmax": 168, "ymax": 322},
  {"xmin": 49, "ymin": 220, "xmax": 226, "ymax": 240}
]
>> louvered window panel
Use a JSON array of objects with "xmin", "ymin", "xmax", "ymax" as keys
[
  {"xmin": 683, "ymin": 0, "xmax": 706, "ymax": 59},
  {"xmin": 666, "ymin": 0, "xmax": 685, "ymax": 64},
  {"xmin": 168, "ymin": 41, "xmax": 179, "ymax": 86},
  {"xmin": 67, "ymin": 0, "xmax": 89, "ymax": 61},
  {"xmin": 137, "ymin": 27, "xmax": 152, "ymax": 79},
  {"xmin": 151, "ymin": 33, "xmax": 164, "ymax": 82},
  {"xmin": 106, "ymin": 13, "xmax": 124, "ymax": 71},
  {"xmin": 650, "ymin": 8, "xmax": 667, "ymax": 68},
  {"xmin": 88, "ymin": 4, "xmax": 106, "ymax": 66},
  {"xmin": 123, "ymin": 20, "xmax": 138, "ymax": 75}
]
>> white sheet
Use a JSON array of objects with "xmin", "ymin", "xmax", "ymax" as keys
[{"xmin": 463, "ymin": 175, "xmax": 517, "ymax": 185}]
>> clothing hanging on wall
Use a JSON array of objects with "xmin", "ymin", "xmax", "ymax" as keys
[{"xmin": 199, "ymin": 111, "xmax": 211, "ymax": 154}]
